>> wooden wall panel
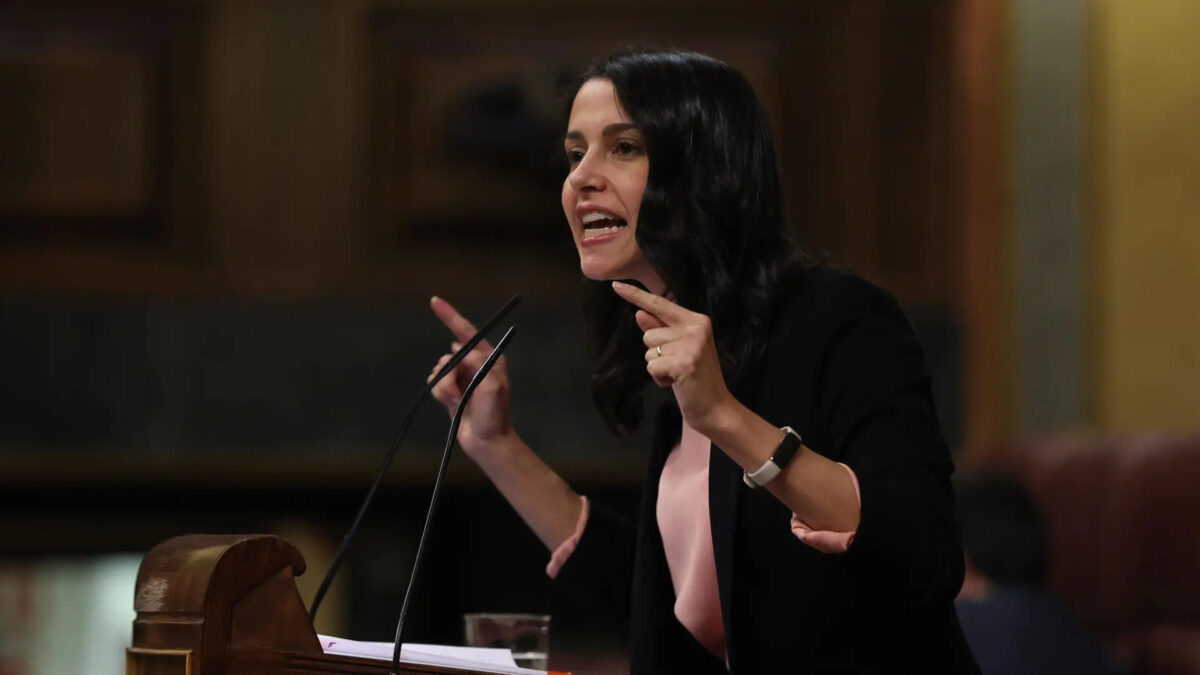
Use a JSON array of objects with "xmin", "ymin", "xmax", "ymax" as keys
[
  {"xmin": 784, "ymin": 4, "xmax": 884, "ymax": 282},
  {"xmin": 954, "ymin": 0, "xmax": 1009, "ymax": 452},
  {"xmin": 0, "ymin": 0, "xmax": 960, "ymax": 309},
  {"xmin": 0, "ymin": 6, "xmax": 191, "ymax": 243},
  {"xmin": 0, "ymin": 4, "xmax": 204, "ymax": 294},
  {"xmin": 878, "ymin": 2, "xmax": 955, "ymax": 303},
  {"xmin": 0, "ymin": 57, "xmax": 155, "ymax": 220},
  {"xmin": 366, "ymin": 6, "xmax": 796, "ymax": 300}
]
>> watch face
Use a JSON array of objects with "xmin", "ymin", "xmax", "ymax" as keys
[{"xmin": 773, "ymin": 428, "xmax": 803, "ymax": 464}]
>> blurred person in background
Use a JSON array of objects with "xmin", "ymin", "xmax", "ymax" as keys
[
  {"xmin": 427, "ymin": 50, "xmax": 979, "ymax": 674},
  {"xmin": 955, "ymin": 471, "xmax": 1124, "ymax": 675}
]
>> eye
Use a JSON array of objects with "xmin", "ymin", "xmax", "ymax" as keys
[
  {"xmin": 564, "ymin": 147, "xmax": 585, "ymax": 165},
  {"xmin": 614, "ymin": 139, "xmax": 643, "ymax": 157}
]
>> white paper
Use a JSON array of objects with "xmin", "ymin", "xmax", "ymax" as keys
[{"xmin": 318, "ymin": 635, "xmax": 547, "ymax": 675}]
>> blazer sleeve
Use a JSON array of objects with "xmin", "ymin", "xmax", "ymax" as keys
[
  {"xmin": 551, "ymin": 500, "xmax": 638, "ymax": 623},
  {"xmin": 813, "ymin": 275, "xmax": 965, "ymax": 608}
]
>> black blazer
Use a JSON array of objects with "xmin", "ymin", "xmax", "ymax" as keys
[{"xmin": 556, "ymin": 265, "xmax": 980, "ymax": 674}]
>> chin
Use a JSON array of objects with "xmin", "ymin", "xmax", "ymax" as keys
[
  {"xmin": 579, "ymin": 261, "xmax": 620, "ymax": 282},
  {"xmin": 576, "ymin": 246, "xmax": 658, "ymax": 290},
  {"xmin": 578, "ymin": 254, "xmax": 635, "ymax": 283}
]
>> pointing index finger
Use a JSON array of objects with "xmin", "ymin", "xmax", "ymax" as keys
[
  {"xmin": 430, "ymin": 296, "xmax": 491, "ymax": 348},
  {"xmin": 611, "ymin": 281, "xmax": 689, "ymax": 325}
]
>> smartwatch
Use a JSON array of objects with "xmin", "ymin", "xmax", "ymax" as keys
[{"xmin": 742, "ymin": 426, "xmax": 803, "ymax": 488}]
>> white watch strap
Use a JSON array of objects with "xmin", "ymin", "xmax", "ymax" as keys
[
  {"xmin": 743, "ymin": 460, "xmax": 783, "ymax": 488},
  {"xmin": 742, "ymin": 426, "xmax": 803, "ymax": 489}
]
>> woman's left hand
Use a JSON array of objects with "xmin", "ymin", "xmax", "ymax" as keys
[{"xmin": 612, "ymin": 281, "xmax": 734, "ymax": 431}]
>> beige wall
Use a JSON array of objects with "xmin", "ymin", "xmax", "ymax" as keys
[{"xmin": 1093, "ymin": 0, "xmax": 1200, "ymax": 432}]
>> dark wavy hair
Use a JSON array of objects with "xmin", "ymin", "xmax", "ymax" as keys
[{"xmin": 569, "ymin": 50, "xmax": 803, "ymax": 438}]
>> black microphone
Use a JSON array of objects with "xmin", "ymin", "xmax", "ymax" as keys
[
  {"xmin": 308, "ymin": 295, "xmax": 520, "ymax": 621},
  {"xmin": 390, "ymin": 326, "xmax": 516, "ymax": 675}
]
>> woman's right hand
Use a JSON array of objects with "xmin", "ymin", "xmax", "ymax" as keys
[
  {"xmin": 427, "ymin": 296, "xmax": 515, "ymax": 460},
  {"xmin": 428, "ymin": 296, "xmax": 584, "ymax": 552}
]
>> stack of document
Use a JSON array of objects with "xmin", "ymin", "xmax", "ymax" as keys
[{"xmin": 319, "ymin": 635, "xmax": 550, "ymax": 675}]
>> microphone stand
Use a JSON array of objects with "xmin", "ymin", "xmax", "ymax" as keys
[
  {"xmin": 308, "ymin": 295, "xmax": 520, "ymax": 621},
  {"xmin": 390, "ymin": 326, "xmax": 516, "ymax": 675}
]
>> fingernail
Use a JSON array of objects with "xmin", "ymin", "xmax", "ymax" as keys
[
  {"xmin": 612, "ymin": 281, "xmax": 626, "ymax": 290},
  {"xmin": 452, "ymin": 342, "xmax": 462, "ymax": 350}
]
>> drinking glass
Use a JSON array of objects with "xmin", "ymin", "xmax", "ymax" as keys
[{"xmin": 463, "ymin": 612, "xmax": 551, "ymax": 669}]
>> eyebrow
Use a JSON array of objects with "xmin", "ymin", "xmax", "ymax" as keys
[{"xmin": 564, "ymin": 123, "xmax": 641, "ymax": 142}]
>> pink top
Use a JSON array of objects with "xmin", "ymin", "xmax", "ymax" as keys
[
  {"xmin": 656, "ymin": 421, "xmax": 727, "ymax": 655},
  {"xmin": 547, "ymin": 423, "xmax": 861, "ymax": 660}
]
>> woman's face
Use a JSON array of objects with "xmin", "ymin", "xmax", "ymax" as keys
[{"xmin": 562, "ymin": 78, "xmax": 664, "ymax": 294}]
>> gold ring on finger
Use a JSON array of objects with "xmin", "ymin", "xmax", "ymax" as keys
[{"xmin": 656, "ymin": 344, "xmax": 663, "ymax": 358}]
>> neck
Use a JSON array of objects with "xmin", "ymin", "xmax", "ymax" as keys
[{"xmin": 629, "ymin": 267, "xmax": 667, "ymax": 297}]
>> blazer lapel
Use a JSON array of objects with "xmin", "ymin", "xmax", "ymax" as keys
[
  {"xmin": 708, "ymin": 441, "xmax": 742, "ymax": 649},
  {"xmin": 708, "ymin": 365, "xmax": 763, "ymax": 664}
]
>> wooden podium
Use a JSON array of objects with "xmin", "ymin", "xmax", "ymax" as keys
[{"xmin": 126, "ymin": 534, "xmax": 491, "ymax": 675}]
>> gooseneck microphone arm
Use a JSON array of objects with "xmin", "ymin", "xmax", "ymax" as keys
[
  {"xmin": 308, "ymin": 295, "xmax": 520, "ymax": 621},
  {"xmin": 390, "ymin": 326, "xmax": 516, "ymax": 675}
]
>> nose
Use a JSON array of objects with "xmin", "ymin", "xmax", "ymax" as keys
[{"xmin": 567, "ymin": 151, "xmax": 606, "ymax": 194}]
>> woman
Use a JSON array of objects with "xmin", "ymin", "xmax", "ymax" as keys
[{"xmin": 428, "ymin": 50, "xmax": 979, "ymax": 674}]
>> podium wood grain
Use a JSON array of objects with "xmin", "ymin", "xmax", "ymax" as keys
[{"xmin": 127, "ymin": 534, "xmax": 494, "ymax": 675}]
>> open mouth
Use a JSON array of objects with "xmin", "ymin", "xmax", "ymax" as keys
[{"xmin": 581, "ymin": 211, "xmax": 628, "ymax": 239}]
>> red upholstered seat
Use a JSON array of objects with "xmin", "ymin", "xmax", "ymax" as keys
[
  {"xmin": 979, "ymin": 433, "xmax": 1200, "ymax": 675},
  {"xmin": 1112, "ymin": 436, "xmax": 1200, "ymax": 675}
]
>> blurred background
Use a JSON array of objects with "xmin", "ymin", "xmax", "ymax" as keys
[{"xmin": 0, "ymin": 0, "xmax": 1196, "ymax": 673}]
